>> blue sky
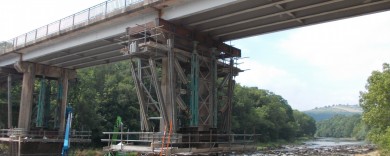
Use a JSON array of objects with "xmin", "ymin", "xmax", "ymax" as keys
[{"xmin": 1, "ymin": 0, "xmax": 390, "ymax": 111}]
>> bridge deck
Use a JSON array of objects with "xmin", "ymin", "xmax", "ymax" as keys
[{"xmin": 1, "ymin": 0, "xmax": 390, "ymax": 69}]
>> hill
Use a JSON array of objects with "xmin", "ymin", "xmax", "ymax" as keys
[{"xmin": 303, "ymin": 104, "xmax": 362, "ymax": 121}]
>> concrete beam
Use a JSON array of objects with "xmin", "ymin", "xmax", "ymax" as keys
[
  {"xmin": 0, "ymin": 67, "xmax": 20, "ymax": 75},
  {"xmin": 156, "ymin": 19, "xmax": 241, "ymax": 57},
  {"xmin": 126, "ymin": 19, "xmax": 241, "ymax": 57},
  {"xmin": 14, "ymin": 61, "xmax": 76, "ymax": 79},
  {"xmin": 161, "ymin": 0, "xmax": 239, "ymax": 20}
]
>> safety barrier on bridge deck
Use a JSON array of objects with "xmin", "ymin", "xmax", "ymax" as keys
[
  {"xmin": 0, "ymin": 128, "xmax": 91, "ymax": 142},
  {"xmin": 0, "ymin": 0, "xmax": 160, "ymax": 55}
]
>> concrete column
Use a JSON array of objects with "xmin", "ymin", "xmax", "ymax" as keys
[
  {"xmin": 16, "ymin": 63, "xmax": 35, "ymax": 130},
  {"xmin": 14, "ymin": 62, "xmax": 76, "ymax": 132},
  {"xmin": 160, "ymin": 58, "xmax": 169, "ymax": 132},
  {"xmin": 8, "ymin": 74, "xmax": 12, "ymax": 129},
  {"xmin": 160, "ymin": 44, "xmax": 177, "ymax": 131},
  {"xmin": 167, "ymin": 38, "xmax": 177, "ymax": 131},
  {"xmin": 59, "ymin": 70, "xmax": 69, "ymax": 133}
]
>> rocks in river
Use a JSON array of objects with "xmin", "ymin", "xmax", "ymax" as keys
[{"xmin": 258, "ymin": 144, "xmax": 376, "ymax": 156}]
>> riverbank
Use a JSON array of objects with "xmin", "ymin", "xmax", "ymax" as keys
[{"xmin": 258, "ymin": 144, "xmax": 376, "ymax": 155}]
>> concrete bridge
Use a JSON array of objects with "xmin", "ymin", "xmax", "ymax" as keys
[
  {"xmin": 1, "ymin": 0, "xmax": 389, "ymax": 68},
  {"xmin": 1, "ymin": 0, "xmax": 390, "ymax": 155}
]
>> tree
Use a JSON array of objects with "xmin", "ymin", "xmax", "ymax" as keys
[
  {"xmin": 293, "ymin": 110, "xmax": 316, "ymax": 137},
  {"xmin": 315, "ymin": 114, "xmax": 364, "ymax": 139},
  {"xmin": 360, "ymin": 63, "xmax": 390, "ymax": 153},
  {"xmin": 232, "ymin": 85, "xmax": 314, "ymax": 142},
  {"xmin": 67, "ymin": 61, "xmax": 140, "ymax": 146}
]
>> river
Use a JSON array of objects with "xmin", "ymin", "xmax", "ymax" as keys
[
  {"xmin": 246, "ymin": 138, "xmax": 376, "ymax": 156},
  {"xmin": 304, "ymin": 137, "xmax": 367, "ymax": 148}
]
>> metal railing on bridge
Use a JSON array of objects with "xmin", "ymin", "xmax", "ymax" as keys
[
  {"xmin": 0, "ymin": 0, "xmax": 159, "ymax": 55},
  {"xmin": 0, "ymin": 128, "xmax": 91, "ymax": 142}
]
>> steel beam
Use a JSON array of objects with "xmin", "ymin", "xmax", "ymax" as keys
[
  {"xmin": 130, "ymin": 60, "xmax": 150, "ymax": 131},
  {"xmin": 211, "ymin": 48, "xmax": 217, "ymax": 128},
  {"xmin": 190, "ymin": 41, "xmax": 199, "ymax": 127},
  {"xmin": 149, "ymin": 58, "xmax": 169, "ymax": 127}
]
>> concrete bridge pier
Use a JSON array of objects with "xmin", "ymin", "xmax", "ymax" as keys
[
  {"xmin": 14, "ymin": 62, "xmax": 35, "ymax": 131},
  {"xmin": 0, "ymin": 61, "xmax": 78, "ymax": 155},
  {"xmin": 13, "ymin": 61, "xmax": 76, "ymax": 132}
]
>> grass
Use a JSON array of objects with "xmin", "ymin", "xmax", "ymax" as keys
[
  {"xmin": 0, "ymin": 144, "xmax": 8, "ymax": 155},
  {"xmin": 72, "ymin": 148, "xmax": 104, "ymax": 156}
]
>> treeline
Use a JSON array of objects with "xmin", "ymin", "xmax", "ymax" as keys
[
  {"xmin": 315, "ymin": 114, "xmax": 367, "ymax": 140},
  {"xmin": 360, "ymin": 63, "xmax": 390, "ymax": 154},
  {"xmin": 71, "ymin": 61, "xmax": 317, "ymax": 144},
  {"xmin": 232, "ymin": 85, "xmax": 316, "ymax": 141},
  {"xmin": 0, "ymin": 60, "xmax": 317, "ymax": 145}
]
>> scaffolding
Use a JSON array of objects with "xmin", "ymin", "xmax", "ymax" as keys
[{"xmin": 102, "ymin": 19, "xmax": 252, "ymax": 155}]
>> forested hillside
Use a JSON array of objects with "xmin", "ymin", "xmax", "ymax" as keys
[
  {"xmin": 316, "ymin": 114, "xmax": 367, "ymax": 140},
  {"xmin": 0, "ymin": 60, "xmax": 317, "ymax": 146},
  {"xmin": 304, "ymin": 104, "xmax": 362, "ymax": 121},
  {"xmin": 232, "ymin": 86, "xmax": 316, "ymax": 141}
]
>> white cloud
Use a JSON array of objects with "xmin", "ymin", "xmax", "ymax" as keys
[
  {"xmin": 236, "ymin": 58, "xmax": 315, "ymax": 110},
  {"xmin": 235, "ymin": 11, "xmax": 390, "ymax": 110},
  {"xmin": 277, "ymin": 12, "xmax": 390, "ymax": 109},
  {"xmin": 279, "ymin": 11, "xmax": 390, "ymax": 80},
  {"xmin": 0, "ymin": 0, "xmax": 106, "ymax": 41},
  {"xmin": 236, "ymin": 59, "xmax": 288, "ymax": 87}
]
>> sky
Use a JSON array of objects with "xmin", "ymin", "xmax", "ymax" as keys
[{"xmin": 1, "ymin": 0, "xmax": 390, "ymax": 111}]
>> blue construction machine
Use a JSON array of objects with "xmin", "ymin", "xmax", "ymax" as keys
[{"xmin": 61, "ymin": 106, "xmax": 73, "ymax": 156}]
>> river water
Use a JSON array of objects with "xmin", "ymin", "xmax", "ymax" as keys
[
  {"xmin": 245, "ymin": 138, "xmax": 375, "ymax": 156},
  {"xmin": 304, "ymin": 137, "xmax": 367, "ymax": 148}
]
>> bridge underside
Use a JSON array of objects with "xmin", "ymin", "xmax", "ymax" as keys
[
  {"xmin": 1, "ymin": 0, "xmax": 390, "ymax": 69},
  {"xmin": 170, "ymin": 0, "xmax": 390, "ymax": 41}
]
